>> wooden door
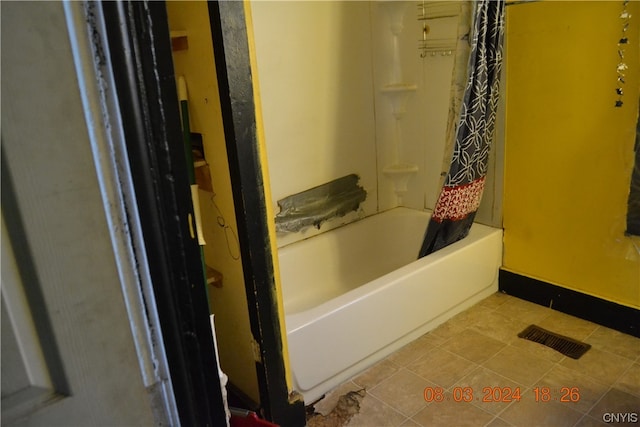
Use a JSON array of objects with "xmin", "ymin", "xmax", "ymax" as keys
[{"xmin": 1, "ymin": 2, "xmax": 164, "ymax": 424}]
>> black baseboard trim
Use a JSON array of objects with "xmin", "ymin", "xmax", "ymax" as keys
[{"xmin": 499, "ymin": 269, "xmax": 640, "ymax": 338}]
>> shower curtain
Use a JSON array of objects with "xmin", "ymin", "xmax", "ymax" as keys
[{"xmin": 419, "ymin": 0, "xmax": 505, "ymax": 257}]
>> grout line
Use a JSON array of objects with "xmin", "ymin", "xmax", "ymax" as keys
[
  {"xmin": 572, "ymin": 414, "xmax": 588, "ymax": 427},
  {"xmin": 488, "ymin": 383, "xmax": 539, "ymax": 420},
  {"xmin": 612, "ymin": 363, "xmax": 640, "ymax": 399},
  {"xmin": 357, "ymin": 389, "xmax": 414, "ymax": 426},
  {"xmin": 572, "ymin": 413, "xmax": 603, "ymax": 427},
  {"xmin": 580, "ymin": 385, "xmax": 613, "ymax": 421},
  {"xmin": 484, "ymin": 416, "xmax": 514, "ymax": 427},
  {"xmin": 584, "ymin": 334, "xmax": 640, "ymax": 363},
  {"xmin": 583, "ymin": 325, "xmax": 600, "ymax": 341}
]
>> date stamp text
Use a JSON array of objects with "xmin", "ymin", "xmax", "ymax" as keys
[{"xmin": 423, "ymin": 386, "xmax": 581, "ymax": 403}]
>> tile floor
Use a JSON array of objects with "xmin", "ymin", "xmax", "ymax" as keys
[{"xmin": 306, "ymin": 292, "xmax": 640, "ymax": 427}]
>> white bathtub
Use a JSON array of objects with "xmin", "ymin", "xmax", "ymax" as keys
[{"xmin": 278, "ymin": 207, "xmax": 503, "ymax": 403}]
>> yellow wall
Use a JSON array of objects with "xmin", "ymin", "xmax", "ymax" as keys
[
  {"xmin": 503, "ymin": 1, "xmax": 640, "ymax": 308},
  {"xmin": 166, "ymin": 1, "xmax": 260, "ymax": 402}
]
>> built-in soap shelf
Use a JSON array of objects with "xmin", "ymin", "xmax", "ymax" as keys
[
  {"xmin": 378, "ymin": 1, "xmax": 419, "ymax": 205},
  {"xmin": 383, "ymin": 163, "xmax": 418, "ymax": 204},
  {"xmin": 381, "ymin": 84, "xmax": 417, "ymax": 119},
  {"xmin": 380, "ymin": 85, "xmax": 418, "ymax": 201}
]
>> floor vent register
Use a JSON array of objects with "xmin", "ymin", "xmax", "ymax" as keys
[{"xmin": 518, "ymin": 324, "xmax": 591, "ymax": 359}]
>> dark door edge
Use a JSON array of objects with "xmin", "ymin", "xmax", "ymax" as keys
[
  {"xmin": 101, "ymin": 2, "xmax": 227, "ymax": 425},
  {"xmin": 208, "ymin": 1, "xmax": 306, "ymax": 425}
]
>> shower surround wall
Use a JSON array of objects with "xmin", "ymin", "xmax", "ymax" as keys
[
  {"xmin": 250, "ymin": 1, "xmax": 461, "ymax": 247},
  {"xmin": 250, "ymin": 0, "xmax": 504, "ymax": 402},
  {"xmin": 250, "ymin": 2, "xmax": 376, "ymax": 248},
  {"xmin": 374, "ymin": 2, "xmax": 461, "ymax": 213}
]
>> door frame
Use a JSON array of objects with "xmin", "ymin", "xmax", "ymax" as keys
[
  {"xmin": 68, "ymin": 1, "xmax": 227, "ymax": 425},
  {"xmin": 98, "ymin": 2, "xmax": 228, "ymax": 425},
  {"xmin": 73, "ymin": 0, "xmax": 305, "ymax": 425},
  {"xmin": 208, "ymin": 1, "xmax": 306, "ymax": 425}
]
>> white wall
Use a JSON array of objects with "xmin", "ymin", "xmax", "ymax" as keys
[
  {"xmin": 371, "ymin": 4, "xmax": 460, "ymax": 211},
  {"xmin": 251, "ymin": 1, "xmax": 378, "ymax": 246},
  {"xmin": 250, "ymin": 1, "xmax": 471, "ymax": 246}
]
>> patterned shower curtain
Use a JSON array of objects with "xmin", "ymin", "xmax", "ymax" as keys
[{"xmin": 419, "ymin": 0, "xmax": 505, "ymax": 257}]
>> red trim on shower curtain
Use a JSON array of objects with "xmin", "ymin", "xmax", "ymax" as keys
[
  {"xmin": 418, "ymin": 0, "xmax": 505, "ymax": 258},
  {"xmin": 431, "ymin": 177, "xmax": 486, "ymax": 222}
]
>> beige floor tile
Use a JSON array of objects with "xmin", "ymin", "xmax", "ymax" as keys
[
  {"xmin": 368, "ymin": 369, "xmax": 432, "ymax": 417},
  {"xmin": 431, "ymin": 318, "xmax": 470, "ymax": 341},
  {"xmin": 586, "ymin": 326, "xmax": 640, "ymax": 360},
  {"xmin": 428, "ymin": 301, "xmax": 495, "ymax": 342},
  {"xmin": 353, "ymin": 359, "xmax": 400, "ymax": 390},
  {"xmin": 470, "ymin": 311, "xmax": 528, "ymax": 344},
  {"xmin": 483, "ymin": 345, "xmax": 555, "ymax": 387},
  {"xmin": 535, "ymin": 365, "xmax": 608, "ymax": 414},
  {"xmin": 441, "ymin": 329, "xmax": 506, "ymax": 364},
  {"xmin": 407, "ymin": 347, "xmax": 478, "ymax": 389},
  {"xmin": 615, "ymin": 362, "xmax": 640, "ymax": 397},
  {"xmin": 386, "ymin": 334, "xmax": 442, "ymax": 367},
  {"xmin": 573, "ymin": 415, "xmax": 608, "ymax": 427},
  {"xmin": 485, "ymin": 417, "xmax": 513, "ymax": 427},
  {"xmin": 345, "ymin": 393, "xmax": 407, "ymax": 427},
  {"xmin": 499, "ymin": 389, "xmax": 583, "ymax": 427},
  {"xmin": 418, "ymin": 331, "xmax": 448, "ymax": 347},
  {"xmin": 589, "ymin": 388, "xmax": 640, "ymax": 424},
  {"xmin": 454, "ymin": 367, "xmax": 523, "ymax": 415},
  {"xmin": 588, "ymin": 388, "xmax": 640, "ymax": 422},
  {"xmin": 497, "ymin": 297, "xmax": 553, "ymax": 325},
  {"xmin": 477, "ymin": 292, "xmax": 511, "ymax": 311},
  {"xmin": 313, "ymin": 297, "xmax": 638, "ymax": 427},
  {"xmin": 560, "ymin": 347, "xmax": 633, "ymax": 386},
  {"xmin": 537, "ymin": 311, "xmax": 599, "ymax": 341},
  {"xmin": 411, "ymin": 397, "xmax": 494, "ymax": 427},
  {"xmin": 449, "ymin": 304, "xmax": 496, "ymax": 329}
]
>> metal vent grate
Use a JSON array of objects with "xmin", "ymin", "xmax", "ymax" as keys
[{"xmin": 518, "ymin": 325, "xmax": 591, "ymax": 360}]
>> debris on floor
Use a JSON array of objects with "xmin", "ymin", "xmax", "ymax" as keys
[{"xmin": 306, "ymin": 389, "xmax": 366, "ymax": 427}]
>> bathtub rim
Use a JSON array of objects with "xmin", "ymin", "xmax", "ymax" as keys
[{"xmin": 284, "ymin": 219, "xmax": 502, "ymax": 332}]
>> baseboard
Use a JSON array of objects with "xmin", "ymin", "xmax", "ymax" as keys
[{"xmin": 499, "ymin": 269, "xmax": 640, "ymax": 338}]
